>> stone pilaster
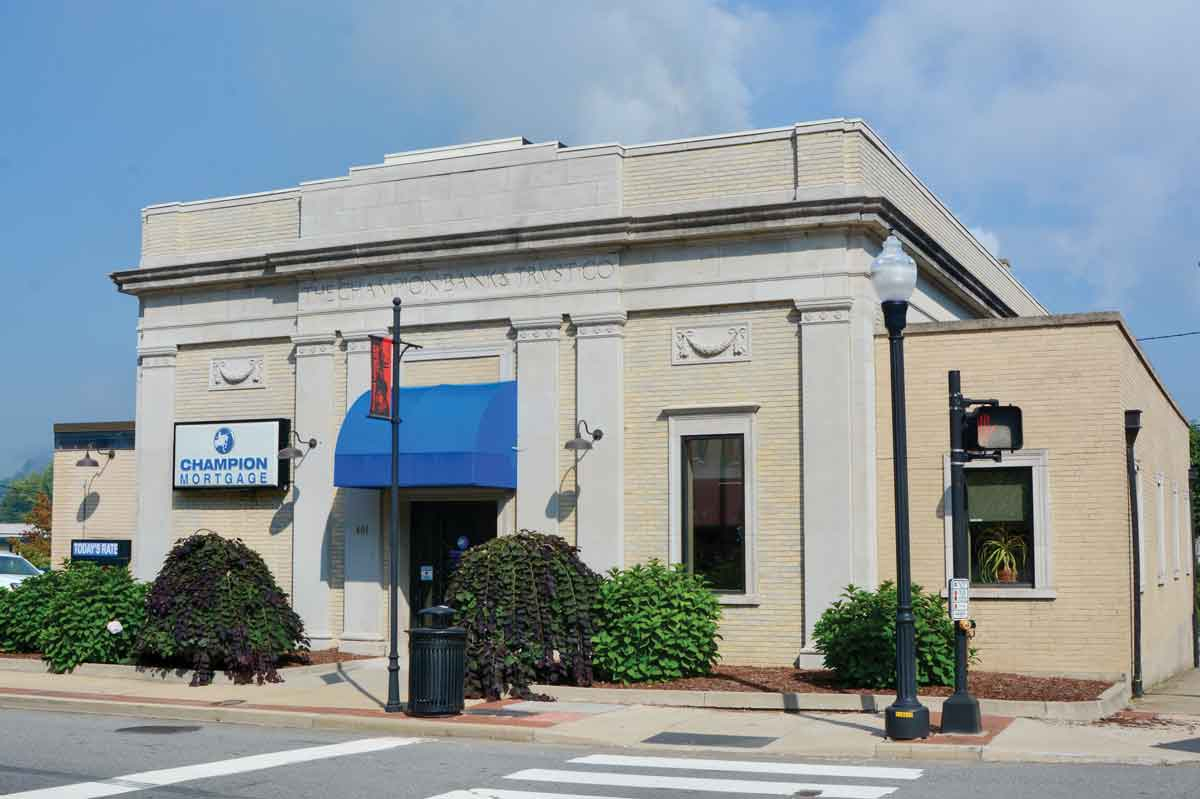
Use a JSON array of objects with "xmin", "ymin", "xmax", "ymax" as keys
[
  {"xmin": 571, "ymin": 311, "xmax": 626, "ymax": 573},
  {"xmin": 134, "ymin": 345, "xmax": 177, "ymax": 581},
  {"xmin": 292, "ymin": 334, "xmax": 338, "ymax": 647},
  {"xmin": 795, "ymin": 298, "xmax": 873, "ymax": 649},
  {"xmin": 511, "ymin": 316, "xmax": 562, "ymax": 535}
]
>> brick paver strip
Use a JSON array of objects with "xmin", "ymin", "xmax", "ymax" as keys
[{"xmin": 0, "ymin": 687, "xmax": 584, "ymax": 728}]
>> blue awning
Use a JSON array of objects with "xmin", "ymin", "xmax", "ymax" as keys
[{"xmin": 334, "ymin": 381, "xmax": 517, "ymax": 489}]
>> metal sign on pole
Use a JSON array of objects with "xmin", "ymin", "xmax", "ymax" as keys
[{"xmin": 948, "ymin": 577, "xmax": 970, "ymax": 622}]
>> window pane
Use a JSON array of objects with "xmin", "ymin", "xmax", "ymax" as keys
[
  {"xmin": 967, "ymin": 467, "xmax": 1035, "ymax": 586},
  {"xmin": 682, "ymin": 434, "xmax": 745, "ymax": 592}
]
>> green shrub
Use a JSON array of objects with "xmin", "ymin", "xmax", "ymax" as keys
[
  {"xmin": 137, "ymin": 532, "xmax": 306, "ymax": 686},
  {"xmin": 0, "ymin": 567, "xmax": 63, "ymax": 653},
  {"xmin": 592, "ymin": 561, "xmax": 722, "ymax": 683},
  {"xmin": 446, "ymin": 531, "xmax": 601, "ymax": 700},
  {"xmin": 812, "ymin": 582, "xmax": 970, "ymax": 689},
  {"xmin": 40, "ymin": 563, "xmax": 148, "ymax": 673}
]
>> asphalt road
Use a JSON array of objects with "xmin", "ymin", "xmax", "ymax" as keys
[{"xmin": 0, "ymin": 708, "xmax": 1197, "ymax": 799}]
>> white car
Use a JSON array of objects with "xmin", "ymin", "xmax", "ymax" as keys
[{"xmin": 0, "ymin": 552, "xmax": 42, "ymax": 589}]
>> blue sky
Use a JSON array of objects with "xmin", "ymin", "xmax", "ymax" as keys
[{"xmin": 1, "ymin": 1, "xmax": 1197, "ymax": 476}]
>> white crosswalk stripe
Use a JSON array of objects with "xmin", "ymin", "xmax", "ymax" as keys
[
  {"xmin": 569, "ymin": 754, "xmax": 923, "ymax": 781},
  {"xmin": 503, "ymin": 769, "xmax": 900, "ymax": 799},
  {"xmin": 428, "ymin": 752, "xmax": 923, "ymax": 799}
]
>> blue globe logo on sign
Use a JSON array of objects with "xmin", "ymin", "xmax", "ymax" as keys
[{"xmin": 213, "ymin": 427, "xmax": 235, "ymax": 454}]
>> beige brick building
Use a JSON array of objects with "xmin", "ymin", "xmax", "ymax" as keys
[
  {"xmin": 875, "ymin": 314, "xmax": 1194, "ymax": 685},
  {"xmin": 56, "ymin": 120, "xmax": 1192, "ymax": 688}
]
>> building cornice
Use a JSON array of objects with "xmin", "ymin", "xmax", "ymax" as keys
[{"xmin": 111, "ymin": 197, "xmax": 1015, "ymax": 319}]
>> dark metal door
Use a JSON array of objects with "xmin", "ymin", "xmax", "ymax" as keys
[{"xmin": 409, "ymin": 501, "xmax": 496, "ymax": 623}]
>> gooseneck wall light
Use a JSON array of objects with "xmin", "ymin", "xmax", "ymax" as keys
[
  {"xmin": 75, "ymin": 446, "xmax": 114, "ymax": 468},
  {"xmin": 565, "ymin": 420, "xmax": 604, "ymax": 451},
  {"xmin": 871, "ymin": 233, "xmax": 930, "ymax": 741},
  {"xmin": 278, "ymin": 431, "xmax": 318, "ymax": 461}
]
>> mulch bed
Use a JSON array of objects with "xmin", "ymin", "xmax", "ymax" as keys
[
  {"xmin": 0, "ymin": 652, "xmax": 43, "ymax": 661},
  {"xmin": 590, "ymin": 666, "xmax": 1112, "ymax": 702},
  {"xmin": 278, "ymin": 649, "xmax": 379, "ymax": 668}
]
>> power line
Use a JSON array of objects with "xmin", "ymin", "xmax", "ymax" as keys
[{"xmin": 1136, "ymin": 330, "xmax": 1200, "ymax": 342}]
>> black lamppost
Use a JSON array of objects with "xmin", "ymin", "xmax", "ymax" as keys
[
  {"xmin": 386, "ymin": 297, "xmax": 404, "ymax": 713},
  {"xmin": 872, "ymin": 233, "xmax": 930, "ymax": 740}
]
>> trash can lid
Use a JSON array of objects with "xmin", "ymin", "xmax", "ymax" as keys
[{"xmin": 417, "ymin": 605, "xmax": 456, "ymax": 628}]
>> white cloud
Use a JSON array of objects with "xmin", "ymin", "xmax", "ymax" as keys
[
  {"xmin": 968, "ymin": 227, "xmax": 1000, "ymax": 258},
  {"xmin": 348, "ymin": 1, "xmax": 780, "ymax": 146},
  {"xmin": 836, "ymin": 0, "xmax": 1200, "ymax": 307}
]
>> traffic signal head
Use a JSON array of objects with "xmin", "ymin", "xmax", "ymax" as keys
[{"xmin": 965, "ymin": 405, "xmax": 1023, "ymax": 451}]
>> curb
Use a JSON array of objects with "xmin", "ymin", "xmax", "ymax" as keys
[
  {"xmin": 0, "ymin": 692, "xmax": 536, "ymax": 743},
  {"xmin": 533, "ymin": 678, "xmax": 1130, "ymax": 722},
  {"xmin": 0, "ymin": 691, "xmax": 1192, "ymax": 767}
]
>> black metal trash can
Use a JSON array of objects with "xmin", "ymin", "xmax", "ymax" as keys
[{"xmin": 407, "ymin": 605, "xmax": 466, "ymax": 717}]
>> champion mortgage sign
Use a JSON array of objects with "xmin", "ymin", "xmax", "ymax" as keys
[{"xmin": 174, "ymin": 420, "xmax": 284, "ymax": 488}]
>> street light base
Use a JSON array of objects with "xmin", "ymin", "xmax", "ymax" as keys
[
  {"xmin": 385, "ymin": 659, "xmax": 403, "ymax": 713},
  {"xmin": 884, "ymin": 703, "xmax": 930, "ymax": 740},
  {"xmin": 940, "ymin": 691, "xmax": 981, "ymax": 734}
]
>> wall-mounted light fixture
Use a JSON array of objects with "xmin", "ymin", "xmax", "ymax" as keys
[
  {"xmin": 279, "ymin": 430, "xmax": 318, "ymax": 461},
  {"xmin": 565, "ymin": 420, "xmax": 603, "ymax": 451},
  {"xmin": 76, "ymin": 446, "xmax": 115, "ymax": 468}
]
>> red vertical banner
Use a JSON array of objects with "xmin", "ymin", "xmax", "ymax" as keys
[{"xmin": 369, "ymin": 335, "xmax": 394, "ymax": 419}]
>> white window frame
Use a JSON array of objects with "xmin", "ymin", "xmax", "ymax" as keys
[
  {"xmin": 942, "ymin": 449, "xmax": 1053, "ymax": 599},
  {"xmin": 665, "ymin": 404, "xmax": 759, "ymax": 605},
  {"xmin": 1172, "ymin": 480, "xmax": 1182, "ymax": 579},
  {"xmin": 1135, "ymin": 460, "xmax": 1147, "ymax": 593},
  {"xmin": 1186, "ymin": 484, "xmax": 1194, "ymax": 577},
  {"xmin": 1155, "ymin": 473, "xmax": 1167, "ymax": 585}
]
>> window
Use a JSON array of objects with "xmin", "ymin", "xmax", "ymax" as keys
[
  {"xmin": 666, "ymin": 406, "xmax": 758, "ymax": 602},
  {"xmin": 942, "ymin": 449, "xmax": 1052, "ymax": 598},
  {"xmin": 682, "ymin": 435, "xmax": 746, "ymax": 592},
  {"xmin": 966, "ymin": 467, "xmax": 1035, "ymax": 586},
  {"xmin": 1155, "ymin": 474, "xmax": 1166, "ymax": 585}
]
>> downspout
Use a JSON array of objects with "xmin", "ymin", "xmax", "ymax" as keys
[
  {"xmin": 1190, "ymin": 464, "xmax": 1198, "ymax": 669},
  {"xmin": 1125, "ymin": 410, "xmax": 1144, "ymax": 697}
]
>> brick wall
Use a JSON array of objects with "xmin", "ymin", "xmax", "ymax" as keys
[
  {"xmin": 51, "ymin": 449, "xmax": 138, "ymax": 568},
  {"xmin": 403, "ymin": 356, "xmax": 499, "ymax": 386},
  {"xmin": 558, "ymin": 325, "xmax": 578, "ymax": 545},
  {"xmin": 172, "ymin": 338, "xmax": 296, "ymax": 596},
  {"xmin": 623, "ymin": 139, "xmax": 794, "ymax": 209},
  {"xmin": 142, "ymin": 194, "xmax": 298, "ymax": 259},
  {"xmin": 875, "ymin": 318, "xmax": 1190, "ymax": 679},
  {"xmin": 1120, "ymin": 339, "xmax": 1195, "ymax": 686},
  {"xmin": 623, "ymin": 303, "xmax": 802, "ymax": 665}
]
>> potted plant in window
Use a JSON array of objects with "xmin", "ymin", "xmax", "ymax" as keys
[{"xmin": 978, "ymin": 528, "xmax": 1028, "ymax": 584}]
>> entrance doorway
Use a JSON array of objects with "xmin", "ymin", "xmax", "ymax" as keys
[{"xmin": 409, "ymin": 500, "xmax": 497, "ymax": 622}]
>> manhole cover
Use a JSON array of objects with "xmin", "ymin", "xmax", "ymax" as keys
[
  {"xmin": 320, "ymin": 673, "xmax": 346, "ymax": 685},
  {"xmin": 114, "ymin": 725, "xmax": 203, "ymax": 735},
  {"xmin": 641, "ymin": 732, "xmax": 778, "ymax": 748}
]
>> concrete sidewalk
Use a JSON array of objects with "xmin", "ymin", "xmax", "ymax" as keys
[
  {"xmin": 1, "ymin": 661, "xmax": 1199, "ymax": 766},
  {"xmin": 1135, "ymin": 668, "xmax": 1200, "ymax": 716}
]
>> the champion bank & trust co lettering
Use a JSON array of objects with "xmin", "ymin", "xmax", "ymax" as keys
[{"xmin": 300, "ymin": 255, "xmax": 618, "ymax": 309}]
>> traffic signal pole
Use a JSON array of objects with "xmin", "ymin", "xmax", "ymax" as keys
[{"xmin": 942, "ymin": 370, "xmax": 982, "ymax": 734}]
